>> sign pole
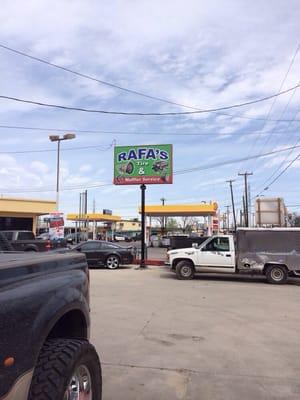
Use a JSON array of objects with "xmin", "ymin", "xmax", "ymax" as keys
[{"xmin": 140, "ymin": 184, "xmax": 147, "ymax": 268}]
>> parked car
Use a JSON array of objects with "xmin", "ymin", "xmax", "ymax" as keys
[
  {"xmin": 0, "ymin": 250, "xmax": 102, "ymax": 400},
  {"xmin": 0, "ymin": 230, "xmax": 51, "ymax": 252},
  {"xmin": 73, "ymin": 240, "xmax": 134, "ymax": 269},
  {"xmin": 114, "ymin": 233, "xmax": 131, "ymax": 242},
  {"xmin": 168, "ymin": 228, "xmax": 300, "ymax": 284},
  {"xmin": 65, "ymin": 232, "xmax": 87, "ymax": 245},
  {"xmin": 132, "ymin": 232, "xmax": 142, "ymax": 242},
  {"xmin": 36, "ymin": 232, "xmax": 67, "ymax": 248},
  {"xmin": 149, "ymin": 234, "xmax": 161, "ymax": 247},
  {"xmin": 161, "ymin": 236, "xmax": 171, "ymax": 248}
]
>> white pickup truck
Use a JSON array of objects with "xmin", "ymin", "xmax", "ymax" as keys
[{"xmin": 167, "ymin": 228, "xmax": 300, "ymax": 284}]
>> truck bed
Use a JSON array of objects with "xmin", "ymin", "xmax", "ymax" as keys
[{"xmin": 0, "ymin": 251, "xmax": 85, "ymax": 286}]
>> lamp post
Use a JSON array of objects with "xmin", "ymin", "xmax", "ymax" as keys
[{"xmin": 49, "ymin": 133, "xmax": 76, "ymax": 210}]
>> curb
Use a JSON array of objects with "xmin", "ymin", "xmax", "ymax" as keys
[{"xmin": 133, "ymin": 259, "xmax": 166, "ymax": 266}]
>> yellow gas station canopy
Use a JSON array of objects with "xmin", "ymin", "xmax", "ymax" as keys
[
  {"xmin": 140, "ymin": 202, "xmax": 218, "ymax": 217},
  {"xmin": 67, "ymin": 213, "xmax": 121, "ymax": 222}
]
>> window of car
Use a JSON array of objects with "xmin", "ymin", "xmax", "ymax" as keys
[
  {"xmin": 18, "ymin": 232, "xmax": 35, "ymax": 240},
  {"xmin": 103, "ymin": 242, "xmax": 121, "ymax": 249},
  {"xmin": 80, "ymin": 242, "xmax": 102, "ymax": 251},
  {"xmin": 202, "ymin": 237, "xmax": 230, "ymax": 252},
  {"xmin": 1, "ymin": 231, "xmax": 13, "ymax": 240}
]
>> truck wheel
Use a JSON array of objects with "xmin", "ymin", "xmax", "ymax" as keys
[
  {"xmin": 265, "ymin": 265, "xmax": 288, "ymax": 284},
  {"xmin": 28, "ymin": 338, "xmax": 102, "ymax": 400},
  {"xmin": 176, "ymin": 261, "xmax": 195, "ymax": 280}
]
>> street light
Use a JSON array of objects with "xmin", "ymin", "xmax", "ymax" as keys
[{"xmin": 49, "ymin": 133, "xmax": 76, "ymax": 210}]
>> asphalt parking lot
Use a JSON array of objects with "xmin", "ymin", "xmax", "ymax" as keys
[{"xmin": 90, "ymin": 266, "xmax": 300, "ymax": 400}]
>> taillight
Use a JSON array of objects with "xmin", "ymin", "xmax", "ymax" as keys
[{"xmin": 45, "ymin": 240, "xmax": 52, "ymax": 251}]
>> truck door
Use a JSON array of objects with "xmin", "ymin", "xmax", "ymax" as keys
[{"xmin": 197, "ymin": 237, "xmax": 235, "ymax": 268}]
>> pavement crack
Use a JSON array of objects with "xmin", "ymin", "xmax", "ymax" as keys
[
  {"xmin": 139, "ymin": 311, "xmax": 155, "ymax": 335},
  {"xmin": 101, "ymin": 361, "xmax": 300, "ymax": 382}
]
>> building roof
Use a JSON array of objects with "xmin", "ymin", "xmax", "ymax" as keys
[
  {"xmin": 140, "ymin": 202, "xmax": 218, "ymax": 217},
  {"xmin": 67, "ymin": 213, "xmax": 121, "ymax": 222},
  {"xmin": 0, "ymin": 197, "xmax": 56, "ymax": 215}
]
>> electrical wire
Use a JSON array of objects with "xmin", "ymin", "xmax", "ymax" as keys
[
  {"xmin": 0, "ymin": 123, "xmax": 298, "ymax": 136},
  {"xmin": 243, "ymin": 43, "xmax": 300, "ymax": 169},
  {"xmin": 256, "ymin": 152, "xmax": 300, "ymax": 196},
  {"xmin": 0, "ymin": 142, "xmax": 114, "ymax": 154},
  {"xmin": 1, "ymin": 43, "xmax": 300, "ymax": 122},
  {"xmin": 173, "ymin": 144, "xmax": 300, "ymax": 175},
  {"xmin": 0, "ymin": 182, "xmax": 113, "ymax": 194},
  {"xmin": 254, "ymin": 84, "xmax": 299, "ymax": 159},
  {"xmin": 1, "ymin": 143, "xmax": 299, "ymax": 194},
  {"xmin": 1, "ymin": 84, "xmax": 300, "ymax": 116}
]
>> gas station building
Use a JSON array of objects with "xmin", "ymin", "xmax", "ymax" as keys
[
  {"xmin": 0, "ymin": 197, "xmax": 56, "ymax": 233},
  {"xmin": 67, "ymin": 213, "xmax": 122, "ymax": 239},
  {"xmin": 140, "ymin": 202, "xmax": 219, "ymax": 235}
]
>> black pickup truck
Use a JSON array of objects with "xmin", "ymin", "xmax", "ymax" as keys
[
  {"xmin": 0, "ymin": 251, "xmax": 102, "ymax": 400},
  {"xmin": 0, "ymin": 230, "xmax": 51, "ymax": 252}
]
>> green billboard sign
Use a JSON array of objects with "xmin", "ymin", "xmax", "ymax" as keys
[{"xmin": 114, "ymin": 144, "xmax": 173, "ymax": 185}]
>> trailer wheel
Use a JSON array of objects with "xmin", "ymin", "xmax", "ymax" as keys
[
  {"xmin": 265, "ymin": 265, "xmax": 288, "ymax": 284},
  {"xmin": 28, "ymin": 338, "xmax": 101, "ymax": 400},
  {"xmin": 176, "ymin": 261, "xmax": 195, "ymax": 280}
]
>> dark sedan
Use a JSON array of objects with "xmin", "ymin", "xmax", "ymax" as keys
[{"xmin": 73, "ymin": 240, "xmax": 134, "ymax": 269}]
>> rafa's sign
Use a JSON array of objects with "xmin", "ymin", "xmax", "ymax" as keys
[{"xmin": 113, "ymin": 144, "xmax": 173, "ymax": 185}]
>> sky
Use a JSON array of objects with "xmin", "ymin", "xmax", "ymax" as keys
[{"xmin": 0, "ymin": 0, "xmax": 300, "ymax": 222}]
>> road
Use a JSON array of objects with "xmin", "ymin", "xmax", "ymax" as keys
[{"xmin": 90, "ymin": 266, "xmax": 300, "ymax": 400}]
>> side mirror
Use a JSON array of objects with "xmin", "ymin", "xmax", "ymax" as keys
[
  {"xmin": 192, "ymin": 243, "xmax": 199, "ymax": 249},
  {"xmin": 77, "ymin": 247, "xmax": 81, "ymax": 252}
]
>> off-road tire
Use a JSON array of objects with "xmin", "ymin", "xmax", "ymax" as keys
[
  {"xmin": 28, "ymin": 338, "xmax": 102, "ymax": 400},
  {"xmin": 265, "ymin": 265, "xmax": 288, "ymax": 285},
  {"xmin": 176, "ymin": 260, "xmax": 195, "ymax": 280}
]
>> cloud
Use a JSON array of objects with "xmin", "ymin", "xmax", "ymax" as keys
[
  {"xmin": 1, "ymin": 0, "xmax": 300, "ymax": 214},
  {"xmin": 79, "ymin": 164, "xmax": 92, "ymax": 173}
]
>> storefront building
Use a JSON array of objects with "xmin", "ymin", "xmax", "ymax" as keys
[{"xmin": 0, "ymin": 197, "xmax": 56, "ymax": 233}]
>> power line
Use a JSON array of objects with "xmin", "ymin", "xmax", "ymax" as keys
[
  {"xmin": 253, "ymin": 130, "xmax": 300, "ymax": 193},
  {"xmin": 256, "ymin": 152, "xmax": 300, "ymax": 196},
  {"xmin": 0, "ymin": 142, "xmax": 114, "ymax": 154},
  {"xmin": 0, "ymin": 84, "xmax": 300, "ymax": 116},
  {"xmin": 244, "ymin": 43, "xmax": 300, "ymax": 168},
  {"xmin": 173, "ymin": 144, "xmax": 300, "ymax": 175},
  {"xmin": 0, "ymin": 182, "xmax": 113, "ymax": 194},
  {"xmin": 0, "ymin": 43, "xmax": 196, "ymax": 109},
  {"xmin": 0, "ymin": 123, "xmax": 298, "ymax": 136},
  {"xmin": 1, "ymin": 43, "xmax": 300, "ymax": 122},
  {"xmin": 1, "ymin": 143, "xmax": 299, "ymax": 194},
  {"xmin": 255, "ymin": 84, "xmax": 299, "ymax": 159}
]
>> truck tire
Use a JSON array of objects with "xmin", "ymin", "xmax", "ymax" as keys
[
  {"xmin": 176, "ymin": 260, "xmax": 195, "ymax": 280},
  {"xmin": 28, "ymin": 338, "xmax": 102, "ymax": 400},
  {"xmin": 265, "ymin": 265, "xmax": 288, "ymax": 285}
]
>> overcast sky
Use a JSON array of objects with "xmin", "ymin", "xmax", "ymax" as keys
[{"xmin": 0, "ymin": 0, "xmax": 299, "ymax": 220}]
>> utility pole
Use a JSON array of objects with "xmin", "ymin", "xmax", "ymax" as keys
[
  {"xmin": 238, "ymin": 172, "xmax": 253, "ymax": 227},
  {"xmin": 226, "ymin": 179, "xmax": 237, "ymax": 231},
  {"xmin": 225, "ymin": 205, "xmax": 230, "ymax": 232},
  {"xmin": 160, "ymin": 197, "xmax": 166, "ymax": 235},
  {"xmin": 242, "ymin": 195, "xmax": 246, "ymax": 227}
]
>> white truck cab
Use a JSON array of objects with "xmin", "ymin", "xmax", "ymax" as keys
[{"xmin": 168, "ymin": 235, "xmax": 236, "ymax": 279}]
